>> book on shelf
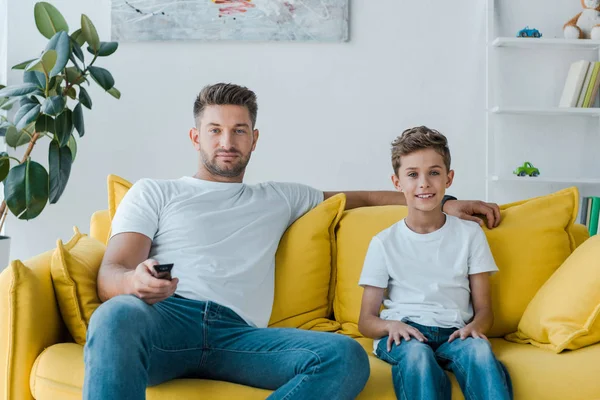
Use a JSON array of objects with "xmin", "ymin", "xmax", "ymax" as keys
[
  {"xmin": 559, "ymin": 60, "xmax": 600, "ymax": 108},
  {"xmin": 579, "ymin": 196, "xmax": 600, "ymax": 236}
]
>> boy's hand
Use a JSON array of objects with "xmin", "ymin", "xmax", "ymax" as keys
[
  {"xmin": 448, "ymin": 323, "xmax": 489, "ymax": 343},
  {"xmin": 385, "ymin": 321, "xmax": 428, "ymax": 351},
  {"xmin": 443, "ymin": 199, "xmax": 501, "ymax": 229}
]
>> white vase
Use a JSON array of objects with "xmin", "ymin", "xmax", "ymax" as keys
[{"xmin": 0, "ymin": 236, "xmax": 10, "ymax": 273}]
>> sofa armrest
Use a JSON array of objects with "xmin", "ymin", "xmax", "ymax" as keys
[
  {"xmin": 571, "ymin": 223, "xmax": 590, "ymax": 249},
  {"xmin": 0, "ymin": 252, "xmax": 67, "ymax": 400}
]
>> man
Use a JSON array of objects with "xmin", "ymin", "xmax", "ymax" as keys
[{"xmin": 84, "ymin": 83, "xmax": 501, "ymax": 400}]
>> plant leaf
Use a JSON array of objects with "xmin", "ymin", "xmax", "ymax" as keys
[
  {"xmin": 5, "ymin": 125, "xmax": 31, "ymax": 148},
  {"xmin": 107, "ymin": 87, "xmax": 121, "ymax": 99},
  {"xmin": 66, "ymin": 87, "xmax": 76, "ymax": 100},
  {"xmin": 71, "ymin": 29, "xmax": 86, "ymax": 47},
  {"xmin": 26, "ymin": 50, "xmax": 57, "ymax": 76},
  {"xmin": 70, "ymin": 38, "xmax": 84, "ymax": 63},
  {"xmin": 88, "ymin": 66, "xmax": 114, "ymax": 90},
  {"xmin": 67, "ymin": 135, "xmax": 77, "ymax": 162},
  {"xmin": 34, "ymin": 2, "xmax": 69, "ymax": 39},
  {"xmin": 81, "ymin": 15, "xmax": 100, "ymax": 51},
  {"xmin": 73, "ymin": 103, "xmax": 85, "ymax": 137},
  {"xmin": 4, "ymin": 159, "xmax": 49, "ymax": 220},
  {"xmin": 12, "ymin": 59, "xmax": 37, "ymax": 70},
  {"xmin": 87, "ymin": 41, "xmax": 118, "ymax": 57},
  {"xmin": 55, "ymin": 109, "xmax": 73, "ymax": 146},
  {"xmin": 14, "ymin": 103, "xmax": 40, "ymax": 131},
  {"xmin": 0, "ymin": 83, "xmax": 40, "ymax": 97},
  {"xmin": 45, "ymin": 31, "xmax": 70, "ymax": 77},
  {"xmin": 36, "ymin": 114, "xmax": 55, "ymax": 134},
  {"xmin": 0, "ymin": 152, "xmax": 9, "ymax": 182},
  {"xmin": 24, "ymin": 71, "xmax": 47, "ymax": 90},
  {"xmin": 49, "ymin": 140, "xmax": 73, "ymax": 204},
  {"xmin": 79, "ymin": 86, "xmax": 92, "ymax": 109},
  {"xmin": 41, "ymin": 95, "xmax": 66, "ymax": 116},
  {"xmin": 0, "ymin": 97, "xmax": 19, "ymax": 111},
  {"xmin": 65, "ymin": 67, "xmax": 85, "ymax": 85}
]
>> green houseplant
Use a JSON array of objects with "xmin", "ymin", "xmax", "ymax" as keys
[{"xmin": 0, "ymin": 2, "xmax": 120, "ymax": 235}]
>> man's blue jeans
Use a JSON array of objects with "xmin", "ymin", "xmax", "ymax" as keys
[
  {"xmin": 375, "ymin": 321, "xmax": 513, "ymax": 400},
  {"xmin": 83, "ymin": 295, "xmax": 370, "ymax": 400}
]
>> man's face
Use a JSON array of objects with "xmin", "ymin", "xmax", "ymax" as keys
[
  {"xmin": 190, "ymin": 105, "xmax": 259, "ymax": 179},
  {"xmin": 391, "ymin": 148, "xmax": 454, "ymax": 212}
]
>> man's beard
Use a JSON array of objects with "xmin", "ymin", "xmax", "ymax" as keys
[{"xmin": 200, "ymin": 148, "xmax": 251, "ymax": 178}]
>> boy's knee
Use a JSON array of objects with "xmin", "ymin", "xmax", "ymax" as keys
[
  {"xmin": 463, "ymin": 338, "xmax": 495, "ymax": 363},
  {"xmin": 403, "ymin": 343, "xmax": 435, "ymax": 372}
]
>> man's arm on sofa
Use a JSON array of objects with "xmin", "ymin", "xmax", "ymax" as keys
[
  {"xmin": 97, "ymin": 232, "xmax": 178, "ymax": 304},
  {"xmin": 323, "ymin": 191, "xmax": 502, "ymax": 228}
]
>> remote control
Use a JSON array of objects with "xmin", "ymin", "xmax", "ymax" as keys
[{"xmin": 153, "ymin": 263, "xmax": 174, "ymax": 274}]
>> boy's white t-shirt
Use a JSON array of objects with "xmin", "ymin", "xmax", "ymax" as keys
[
  {"xmin": 358, "ymin": 214, "xmax": 498, "ymax": 347},
  {"xmin": 111, "ymin": 176, "xmax": 323, "ymax": 328}
]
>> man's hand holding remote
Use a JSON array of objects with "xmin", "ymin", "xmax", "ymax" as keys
[{"xmin": 125, "ymin": 259, "xmax": 178, "ymax": 305}]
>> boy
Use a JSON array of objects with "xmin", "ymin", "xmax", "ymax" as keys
[{"xmin": 357, "ymin": 126, "xmax": 512, "ymax": 400}]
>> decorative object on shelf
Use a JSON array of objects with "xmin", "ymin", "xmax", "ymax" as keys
[
  {"xmin": 111, "ymin": 0, "xmax": 349, "ymax": 42},
  {"xmin": 513, "ymin": 162, "xmax": 541, "ymax": 177},
  {"xmin": 517, "ymin": 26, "xmax": 542, "ymax": 38},
  {"xmin": 564, "ymin": 0, "xmax": 600, "ymax": 40},
  {"xmin": 0, "ymin": 2, "xmax": 120, "ymax": 266}
]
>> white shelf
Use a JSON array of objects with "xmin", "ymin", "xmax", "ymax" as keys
[
  {"xmin": 489, "ymin": 106, "xmax": 600, "ymax": 117},
  {"xmin": 491, "ymin": 176, "xmax": 600, "ymax": 185},
  {"xmin": 491, "ymin": 37, "xmax": 600, "ymax": 50}
]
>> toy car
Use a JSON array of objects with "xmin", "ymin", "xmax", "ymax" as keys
[
  {"xmin": 513, "ymin": 162, "xmax": 540, "ymax": 177},
  {"xmin": 517, "ymin": 26, "xmax": 542, "ymax": 38}
]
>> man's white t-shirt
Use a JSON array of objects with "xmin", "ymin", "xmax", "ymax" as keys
[
  {"xmin": 358, "ymin": 215, "xmax": 498, "ymax": 335},
  {"xmin": 111, "ymin": 176, "xmax": 323, "ymax": 328}
]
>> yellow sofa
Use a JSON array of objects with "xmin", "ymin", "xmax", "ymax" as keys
[{"xmin": 2, "ymin": 186, "xmax": 600, "ymax": 400}]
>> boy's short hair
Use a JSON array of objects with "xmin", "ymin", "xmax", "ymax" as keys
[
  {"xmin": 391, "ymin": 126, "xmax": 451, "ymax": 175},
  {"xmin": 193, "ymin": 83, "xmax": 258, "ymax": 128}
]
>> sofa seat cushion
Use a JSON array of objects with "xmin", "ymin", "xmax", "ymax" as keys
[
  {"xmin": 353, "ymin": 337, "xmax": 600, "ymax": 400},
  {"xmin": 30, "ymin": 343, "xmax": 271, "ymax": 400}
]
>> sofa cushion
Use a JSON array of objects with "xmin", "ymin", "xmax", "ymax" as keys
[
  {"xmin": 0, "ymin": 254, "xmax": 64, "ymax": 400},
  {"xmin": 353, "ymin": 337, "xmax": 600, "ymax": 400},
  {"xmin": 104, "ymin": 173, "xmax": 344, "ymax": 330},
  {"xmin": 30, "ymin": 343, "xmax": 271, "ymax": 400},
  {"xmin": 334, "ymin": 188, "xmax": 578, "ymax": 338},
  {"xmin": 50, "ymin": 227, "xmax": 106, "ymax": 345},
  {"xmin": 506, "ymin": 235, "xmax": 600, "ymax": 353}
]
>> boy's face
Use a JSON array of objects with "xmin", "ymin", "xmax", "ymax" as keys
[{"xmin": 391, "ymin": 148, "xmax": 454, "ymax": 213}]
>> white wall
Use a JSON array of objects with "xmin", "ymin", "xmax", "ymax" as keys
[{"xmin": 4, "ymin": 0, "xmax": 591, "ymax": 260}]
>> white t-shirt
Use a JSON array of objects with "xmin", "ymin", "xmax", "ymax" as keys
[
  {"xmin": 358, "ymin": 214, "xmax": 498, "ymax": 332},
  {"xmin": 111, "ymin": 176, "xmax": 323, "ymax": 328}
]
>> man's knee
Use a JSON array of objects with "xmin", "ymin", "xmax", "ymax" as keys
[
  {"xmin": 87, "ymin": 295, "xmax": 151, "ymax": 341},
  {"xmin": 327, "ymin": 335, "xmax": 370, "ymax": 383}
]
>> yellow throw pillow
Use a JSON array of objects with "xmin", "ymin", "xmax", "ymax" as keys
[
  {"xmin": 334, "ymin": 205, "xmax": 409, "ymax": 336},
  {"xmin": 107, "ymin": 174, "xmax": 133, "ymax": 221},
  {"xmin": 506, "ymin": 235, "xmax": 600, "ymax": 353},
  {"xmin": 50, "ymin": 227, "xmax": 106, "ymax": 345},
  {"xmin": 485, "ymin": 187, "xmax": 578, "ymax": 337},
  {"xmin": 333, "ymin": 188, "xmax": 578, "ymax": 338},
  {"xmin": 268, "ymin": 193, "xmax": 345, "ymax": 331}
]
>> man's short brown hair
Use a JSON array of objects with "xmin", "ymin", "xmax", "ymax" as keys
[
  {"xmin": 391, "ymin": 126, "xmax": 451, "ymax": 175},
  {"xmin": 193, "ymin": 83, "xmax": 258, "ymax": 127}
]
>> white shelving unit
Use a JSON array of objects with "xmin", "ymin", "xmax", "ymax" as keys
[{"xmin": 485, "ymin": 0, "xmax": 600, "ymax": 202}]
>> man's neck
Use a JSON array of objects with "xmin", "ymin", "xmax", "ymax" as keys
[{"xmin": 404, "ymin": 208, "xmax": 446, "ymax": 234}]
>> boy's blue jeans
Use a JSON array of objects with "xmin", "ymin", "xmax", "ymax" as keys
[
  {"xmin": 375, "ymin": 321, "xmax": 513, "ymax": 400},
  {"xmin": 83, "ymin": 294, "xmax": 370, "ymax": 400}
]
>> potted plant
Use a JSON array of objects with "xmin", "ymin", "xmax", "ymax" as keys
[{"xmin": 0, "ymin": 2, "xmax": 119, "ymax": 268}]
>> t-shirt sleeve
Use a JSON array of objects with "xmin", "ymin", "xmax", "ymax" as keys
[
  {"xmin": 468, "ymin": 226, "xmax": 499, "ymax": 275},
  {"xmin": 271, "ymin": 182, "xmax": 324, "ymax": 225},
  {"xmin": 358, "ymin": 237, "xmax": 390, "ymax": 288},
  {"xmin": 110, "ymin": 179, "xmax": 163, "ymax": 241}
]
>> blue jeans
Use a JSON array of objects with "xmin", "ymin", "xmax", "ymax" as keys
[
  {"xmin": 83, "ymin": 295, "xmax": 369, "ymax": 400},
  {"xmin": 375, "ymin": 321, "xmax": 513, "ymax": 400}
]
